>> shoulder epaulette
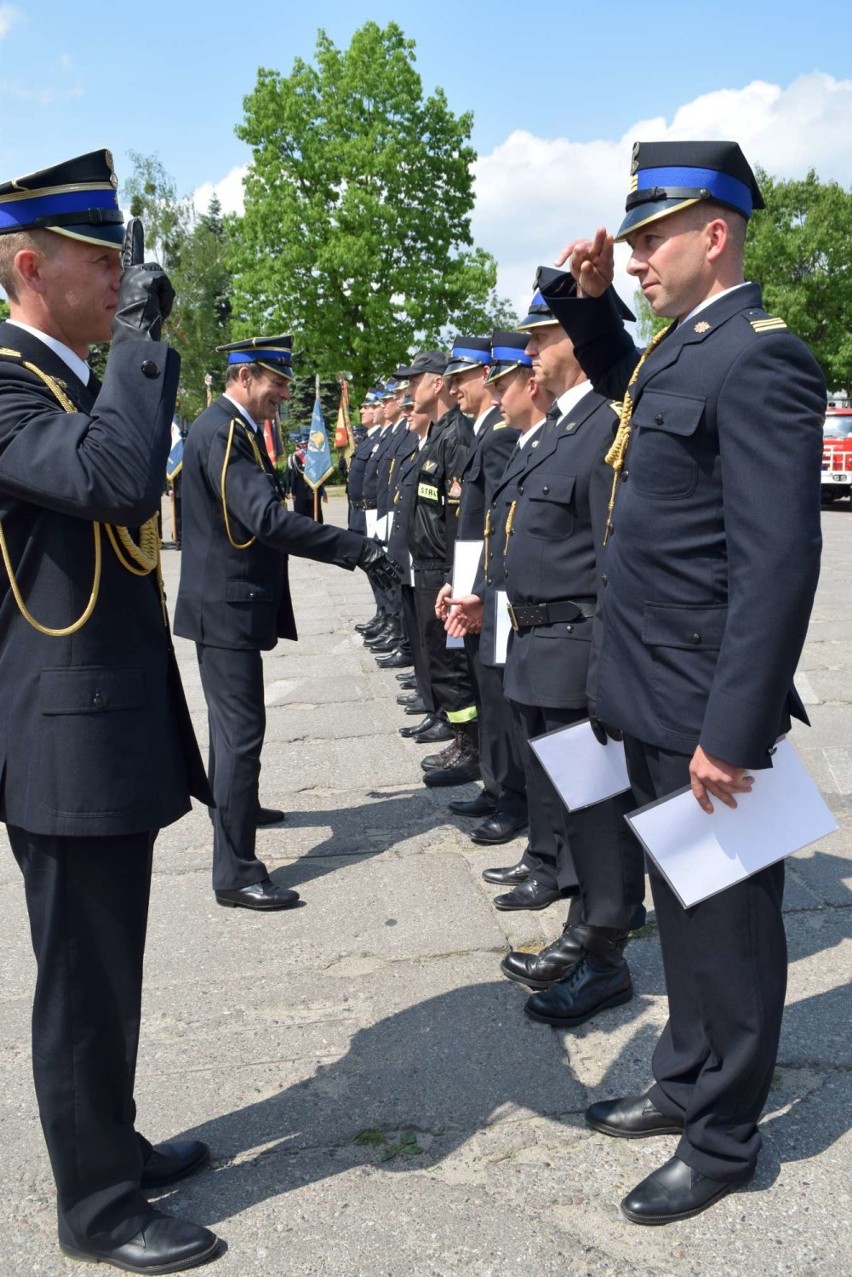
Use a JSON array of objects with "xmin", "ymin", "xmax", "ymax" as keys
[
  {"xmin": 749, "ymin": 314, "xmax": 787, "ymax": 334},
  {"xmin": 493, "ymin": 421, "xmax": 507, "ymax": 430}
]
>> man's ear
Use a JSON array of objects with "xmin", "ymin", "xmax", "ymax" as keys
[{"xmin": 13, "ymin": 248, "xmax": 45, "ymax": 293}]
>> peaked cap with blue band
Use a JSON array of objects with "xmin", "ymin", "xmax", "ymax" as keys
[
  {"xmin": 444, "ymin": 335, "xmax": 491, "ymax": 378},
  {"xmin": 485, "ymin": 330, "xmax": 532, "ymax": 385},
  {"xmin": 216, "ymin": 334, "xmax": 293, "ymax": 379},
  {"xmin": 0, "ymin": 148, "xmax": 124, "ymax": 248},
  {"xmin": 515, "ymin": 290, "xmax": 560, "ymax": 331},
  {"xmin": 616, "ymin": 140, "xmax": 764, "ymax": 241},
  {"xmin": 532, "ymin": 266, "xmax": 636, "ymax": 322}
]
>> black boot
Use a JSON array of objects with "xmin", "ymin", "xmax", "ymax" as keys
[
  {"xmin": 423, "ymin": 720, "xmax": 481, "ymax": 787},
  {"xmin": 524, "ymin": 926, "xmax": 632, "ymax": 1027},
  {"xmin": 421, "ymin": 739, "xmax": 458, "ymax": 771},
  {"xmin": 501, "ymin": 898, "xmax": 585, "ymax": 989},
  {"xmin": 366, "ymin": 623, "xmax": 402, "ymax": 652}
]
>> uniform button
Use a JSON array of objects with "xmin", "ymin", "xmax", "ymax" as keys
[
  {"xmin": 518, "ymin": 485, "xmax": 524, "ymax": 495},
  {"xmin": 689, "ymin": 632, "xmax": 701, "ymax": 644},
  {"xmin": 621, "ymin": 469, "xmax": 629, "ymax": 481},
  {"xmin": 654, "ymin": 413, "xmax": 664, "ymax": 424},
  {"xmin": 140, "ymin": 359, "xmax": 159, "ymax": 378},
  {"xmin": 601, "ymin": 574, "xmax": 608, "ymax": 587},
  {"xmin": 92, "ymin": 690, "xmax": 104, "ymax": 707},
  {"xmin": 542, "ymin": 485, "xmax": 550, "ymax": 494},
  {"xmin": 565, "ymin": 624, "xmax": 573, "ymax": 633}
]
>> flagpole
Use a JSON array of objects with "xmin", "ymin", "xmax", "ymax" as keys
[{"xmin": 313, "ymin": 374, "xmax": 320, "ymax": 521}]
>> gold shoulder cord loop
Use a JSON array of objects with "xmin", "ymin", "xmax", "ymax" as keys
[
  {"xmin": 483, "ymin": 508, "xmax": 491, "ymax": 577},
  {"xmin": 0, "ymin": 353, "xmax": 165, "ymax": 633},
  {"xmin": 602, "ymin": 325, "xmax": 671, "ymax": 544},
  {"xmin": 503, "ymin": 500, "xmax": 517, "ymax": 557},
  {"xmin": 220, "ymin": 417, "xmax": 267, "ymax": 549}
]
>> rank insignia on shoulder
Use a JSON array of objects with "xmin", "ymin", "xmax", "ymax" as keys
[
  {"xmin": 422, "ymin": 460, "xmax": 438, "ymax": 473},
  {"xmin": 750, "ymin": 316, "xmax": 788, "ymax": 333},
  {"xmin": 693, "ymin": 320, "xmax": 712, "ymax": 333},
  {"xmin": 448, "ymin": 479, "xmax": 462, "ymax": 499},
  {"xmin": 531, "ymin": 439, "xmax": 540, "ymax": 448},
  {"xmin": 493, "ymin": 421, "xmax": 507, "ymax": 430},
  {"xmin": 609, "ymin": 401, "xmax": 623, "ymax": 417}
]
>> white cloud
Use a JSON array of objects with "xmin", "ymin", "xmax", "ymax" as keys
[
  {"xmin": 472, "ymin": 72, "xmax": 852, "ymax": 315},
  {"xmin": 192, "ymin": 73, "xmax": 852, "ymax": 317},
  {"xmin": 192, "ymin": 165, "xmax": 247, "ymax": 218},
  {"xmin": 0, "ymin": 4, "xmax": 21, "ymax": 39}
]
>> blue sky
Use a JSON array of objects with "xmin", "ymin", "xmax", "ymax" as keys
[{"xmin": 2, "ymin": 1, "xmax": 851, "ymax": 308}]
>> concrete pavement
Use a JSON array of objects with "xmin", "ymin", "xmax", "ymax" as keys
[{"xmin": 0, "ymin": 493, "xmax": 849, "ymax": 1276}]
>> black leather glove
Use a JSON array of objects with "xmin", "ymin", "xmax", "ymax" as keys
[
  {"xmin": 589, "ymin": 715, "xmax": 624, "ymax": 746},
  {"xmin": 357, "ymin": 538, "xmax": 403, "ymax": 591},
  {"xmin": 112, "ymin": 217, "xmax": 175, "ymax": 344}
]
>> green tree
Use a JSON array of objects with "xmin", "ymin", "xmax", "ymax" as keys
[
  {"xmin": 232, "ymin": 21, "xmax": 510, "ymax": 396},
  {"xmin": 123, "ymin": 151, "xmax": 192, "ymax": 268},
  {"xmin": 745, "ymin": 169, "xmax": 852, "ymax": 396},
  {"xmin": 0, "ymin": 297, "xmax": 9, "ymax": 322},
  {"xmin": 632, "ymin": 286, "xmax": 669, "ymax": 344}
]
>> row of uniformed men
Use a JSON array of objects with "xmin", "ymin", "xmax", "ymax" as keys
[{"xmin": 345, "ymin": 283, "xmax": 647, "ymax": 1034}]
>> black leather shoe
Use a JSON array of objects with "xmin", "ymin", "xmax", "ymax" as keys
[
  {"xmin": 396, "ymin": 690, "xmax": 422, "ymax": 707},
  {"xmin": 621, "ymin": 1156, "xmax": 751, "ymax": 1225},
  {"xmin": 60, "ymin": 1211, "xmax": 221, "ymax": 1273},
  {"xmin": 400, "ymin": 715, "xmax": 438, "ymax": 738},
  {"xmin": 470, "ymin": 811, "xmax": 528, "ymax": 844},
  {"xmin": 366, "ymin": 627, "xmax": 401, "ymax": 652},
  {"xmin": 355, "ymin": 612, "xmax": 382, "ymax": 634},
  {"xmin": 493, "ymin": 876, "xmax": 559, "ymax": 911},
  {"xmin": 414, "ymin": 719, "xmax": 454, "ymax": 744},
  {"xmin": 524, "ymin": 953, "xmax": 632, "ymax": 1025},
  {"xmin": 403, "ymin": 697, "xmax": 427, "ymax": 715},
  {"xmin": 481, "ymin": 859, "xmax": 530, "ymax": 885},
  {"xmin": 585, "ymin": 1093, "xmax": 684, "ymax": 1139},
  {"xmin": 215, "ymin": 878, "xmax": 300, "ymax": 911},
  {"xmin": 449, "ymin": 793, "xmax": 499, "ymax": 817},
  {"xmin": 396, "ymin": 672, "xmax": 416, "ymax": 684},
  {"xmin": 362, "ymin": 623, "xmax": 392, "ymax": 646},
  {"xmin": 377, "ymin": 648, "xmax": 413, "ymax": 669},
  {"xmin": 256, "ymin": 806, "xmax": 286, "ymax": 826},
  {"xmin": 500, "ymin": 926, "xmax": 585, "ymax": 990},
  {"xmin": 141, "ymin": 1139, "xmax": 210, "ymax": 1188},
  {"xmin": 421, "ymin": 740, "xmax": 456, "ymax": 770}
]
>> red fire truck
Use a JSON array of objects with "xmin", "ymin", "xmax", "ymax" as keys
[{"xmin": 821, "ymin": 408, "xmax": 852, "ymax": 503}]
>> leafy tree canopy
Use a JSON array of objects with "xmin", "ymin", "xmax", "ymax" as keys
[{"xmin": 232, "ymin": 21, "xmax": 511, "ymax": 397}]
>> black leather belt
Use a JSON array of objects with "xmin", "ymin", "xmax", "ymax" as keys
[
  {"xmin": 351, "ymin": 499, "xmax": 376, "ymax": 510},
  {"xmin": 507, "ymin": 597, "xmax": 596, "ymax": 631}
]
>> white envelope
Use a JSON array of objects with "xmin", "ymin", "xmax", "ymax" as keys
[{"xmin": 626, "ymin": 737, "xmax": 838, "ymax": 908}]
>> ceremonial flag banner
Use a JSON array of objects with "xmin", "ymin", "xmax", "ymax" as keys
[
  {"xmin": 305, "ymin": 380, "xmax": 334, "ymax": 490},
  {"xmin": 262, "ymin": 417, "xmax": 281, "ymax": 467},
  {"xmin": 335, "ymin": 379, "xmax": 353, "ymax": 454}
]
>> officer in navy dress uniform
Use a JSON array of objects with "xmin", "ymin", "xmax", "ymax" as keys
[
  {"xmin": 0, "ymin": 151, "xmax": 220, "ymax": 1272},
  {"xmin": 370, "ymin": 379, "xmax": 415, "ymax": 668},
  {"xmin": 541, "ymin": 140, "xmax": 826, "ymax": 1223},
  {"xmin": 346, "ymin": 393, "xmax": 377, "ymax": 536},
  {"xmin": 174, "ymin": 338, "xmax": 399, "ymax": 911},
  {"xmin": 437, "ymin": 336, "xmax": 527, "ymax": 842}
]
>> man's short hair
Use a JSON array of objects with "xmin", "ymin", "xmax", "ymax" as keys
[
  {"xmin": 225, "ymin": 361, "xmax": 264, "ymax": 386},
  {"xmin": 0, "ymin": 228, "xmax": 60, "ymax": 301}
]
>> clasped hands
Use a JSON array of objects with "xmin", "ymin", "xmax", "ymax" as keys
[{"xmin": 435, "ymin": 582, "xmax": 482, "ymax": 636}]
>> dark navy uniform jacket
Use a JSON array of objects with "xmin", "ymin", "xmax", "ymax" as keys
[
  {"xmin": 497, "ymin": 394, "xmax": 618, "ymax": 707},
  {"xmin": 387, "ymin": 431, "xmax": 423, "ymax": 571},
  {"xmin": 0, "ymin": 321, "xmax": 210, "ymax": 835},
  {"xmin": 541, "ymin": 281, "xmax": 826, "ymax": 768},
  {"xmin": 175, "ymin": 396, "xmax": 363, "ymax": 652},
  {"xmin": 346, "ymin": 428, "xmax": 378, "ymax": 533},
  {"xmin": 376, "ymin": 418, "xmax": 410, "ymax": 524},
  {"xmin": 456, "ymin": 405, "xmax": 519, "ymax": 542}
]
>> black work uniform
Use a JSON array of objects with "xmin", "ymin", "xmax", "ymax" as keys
[
  {"xmin": 0, "ymin": 322, "xmax": 211, "ymax": 1251},
  {"xmin": 175, "ymin": 395, "xmax": 364, "ymax": 892},
  {"xmin": 542, "ymin": 278, "xmax": 825, "ymax": 1182},
  {"xmin": 407, "ymin": 405, "xmax": 476, "ymax": 721}
]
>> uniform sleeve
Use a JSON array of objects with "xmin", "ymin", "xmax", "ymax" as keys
[
  {"xmin": 539, "ymin": 285, "xmax": 640, "ymax": 401},
  {"xmin": 700, "ymin": 332, "xmax": 825, "ymax": 765},
  {"xmin": 0, "ymin": 341, "xmax": 178, "ymax": 524},
  {"xmin": 206, "ymin": 419, "xmax": 364, "ymax": 569}
]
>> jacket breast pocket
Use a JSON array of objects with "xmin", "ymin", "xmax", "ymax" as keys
[
  {"xmin": 641, "ymin": 603, "xmax": 727, "ymax": 736},
  {"xmin": 523, "ymin": 474, "xmax": 576, "ymax": 539},
  {"xmin": 37, "ymin": 666, "xmax": 150, "ymax": 817},
  {"xmin": 631, "ymin": 390, "xmax": 704, "ymax": 498}
]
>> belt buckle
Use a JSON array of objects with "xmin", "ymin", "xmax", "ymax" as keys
[{"xmin": 508, "ymin": 603, "xmax": 520, "ymax": 632}]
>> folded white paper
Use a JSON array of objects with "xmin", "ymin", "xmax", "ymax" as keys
[
  {"xmin": 446, "ymin": 540, "xmax": 484, "ymax": 650},
  {"xmin": 365, "ymin": 509, "xmax": 378, "ymax": 539},
  {"xmin": 493, "ymin": 590, "xmax": 512, "ymax": 665},
  {"xmin": 530, "ymin": 718, "xmax": 631, "ymax": 811},
  {"xmin": 626, "ymin": 738, "xmax": 838, "ymax": 908}
]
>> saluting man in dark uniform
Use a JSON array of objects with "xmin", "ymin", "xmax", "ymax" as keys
[
  {"xmin": 0, "ymin": 151, "xmax": 220, "ymax": 1272},
  {"xmin": 543, "ymin": 140, "xmax": 826, "ymax": 1223},
  {"xmin": 174, "ymin": 337, "xmax": 399, "ymax": 911}
]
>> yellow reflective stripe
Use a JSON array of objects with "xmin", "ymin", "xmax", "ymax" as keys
[{"xmin": 446, "ymin": 706, "xmax": 478, "ymax": 724}]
